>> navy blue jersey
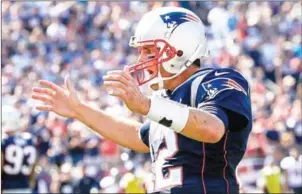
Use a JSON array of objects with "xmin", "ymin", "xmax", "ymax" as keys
[
  {"xmin": 2, "ymin": 132, "xmax": 38, "ymax": 190},
  {"xmin": 139, "ymin": 68, "xmax": 252, "ymax": 193}
]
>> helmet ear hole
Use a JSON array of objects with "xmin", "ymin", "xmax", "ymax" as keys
[{"xmin": 177, "ymin": 50, "xmax": 183, "ymax": 57}]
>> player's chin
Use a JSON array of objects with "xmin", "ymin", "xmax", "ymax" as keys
[{"xmin": 150, "ymin": 83, "xmax": 159, "ymax": 91}]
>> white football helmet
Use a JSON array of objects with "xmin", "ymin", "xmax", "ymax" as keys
[
  {"xmin": 129, "ymin": 6, "xmax": 208, "ymax": 89},
  {"xmin": 1, "ymin": 105, "xmax": 21, "ymax": 133}
]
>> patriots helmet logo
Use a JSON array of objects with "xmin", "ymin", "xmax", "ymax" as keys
[
  {"xmin": 202, "ymin": 78, "xmax": 247, "ymax": 99},
  {"xmin": 160, "ymin": 12, "xmax": 200, "ymax": 34}
]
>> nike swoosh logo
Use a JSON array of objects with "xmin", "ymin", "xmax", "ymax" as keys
[{"xmin": 215, "ymin": 72, "xmax": 229, "ymax": 76}]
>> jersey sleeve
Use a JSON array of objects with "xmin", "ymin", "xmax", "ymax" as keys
[
  {"xmin": 199, "ymin": 105, "xmax": 229, "ymax": 129},
  {"xmin": 194, "ymin": 69, "xmax": 252, "ymax": 131},
  {"xmin": 138, "ymin": 121, "xmax": 150, "ymax": 147}
]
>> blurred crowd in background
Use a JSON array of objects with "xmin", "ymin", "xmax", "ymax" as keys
[{"xmin": 2, "ymin": 1, "xmax": 302, "ymax": 193}]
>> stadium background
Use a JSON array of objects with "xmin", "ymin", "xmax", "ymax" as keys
[{"xmin": 1, "ymin": 1, "xmax": 301, "ymax": 193}]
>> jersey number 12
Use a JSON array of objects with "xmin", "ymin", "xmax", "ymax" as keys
[{"xmin": 154, "ymin": 128, "xmax": 183, "ymax": 190}]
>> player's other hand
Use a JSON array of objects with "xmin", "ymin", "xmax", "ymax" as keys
[
  {"xmin": 103, "ymin": 66, "xmax": 151, "ymax": 115},
  {"xmin": 31, "ymin": 76, "xmax": 81, "ymax": 118}
]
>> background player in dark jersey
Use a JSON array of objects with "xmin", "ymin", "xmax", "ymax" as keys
[
  {"xmin": 31, "ymin": 7, "xmax": 252, "ymax": 193},
  {"xmin": 2, "ymin": 105, "xmax": 38, "ymax": 193}
]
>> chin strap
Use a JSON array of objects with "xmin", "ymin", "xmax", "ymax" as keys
[
  {"xmin": 148, "ymin": 65, "xmax": 189, "ymax": 90},
  {"xmin": 147, "ymin": 39, "xmax": 210, "ymax": 91},
  {"xmin": 148, "ymin": 40, "xmax": 209, "ymax": 91}
]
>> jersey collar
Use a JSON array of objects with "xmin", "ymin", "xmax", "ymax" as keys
[{"xmin": 167, "ymin": 68, "xmax": 213, "ymax": 96}]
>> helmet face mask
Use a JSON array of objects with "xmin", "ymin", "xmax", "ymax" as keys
[{"xmin": 129, "ymin": 39, "xmax": 177, "ymax": 86}]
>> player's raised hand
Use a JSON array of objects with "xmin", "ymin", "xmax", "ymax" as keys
[
  {"xmin": 31, "ymin": 76, "xmax": 81, "ymax": 118},
  {"xmin": 103, "ymin": 66, "xmax": 151, "ymax": 115}
]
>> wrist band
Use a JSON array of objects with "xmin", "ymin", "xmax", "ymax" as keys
[{"xmin": 146, "ymin": 95, "xmax": 190, "ymax": 133}]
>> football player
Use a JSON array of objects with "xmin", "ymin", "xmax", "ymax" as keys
[
  {"xmin": 32, "ymin": 7, "xmax": 252, "ymax": 193},
  {"xmin": 2, "ymin": 105, "xmax": 38, "ymax": 193}
]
